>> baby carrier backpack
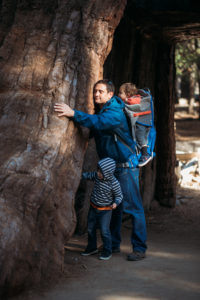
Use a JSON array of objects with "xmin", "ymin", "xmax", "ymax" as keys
[{"xmin": 124, "ymin": 88, "xmax": 156, "ymax": 160}]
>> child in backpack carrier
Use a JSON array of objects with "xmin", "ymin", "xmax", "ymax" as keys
[{"xmin": 118, "ymin": 83, "xmax": 153, "ymax": 167}]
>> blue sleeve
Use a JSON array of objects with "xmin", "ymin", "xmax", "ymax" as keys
[
  {"xmin": 73, "ymin": 108, "xmax": 122, "ymax": 130},
  {"xmin": 112, "ymin": 181, "xmax": 123, "ymax": 206},
  {"xmin": 82, "ymin": 172, "xmax": 97, "ymax": 180}
]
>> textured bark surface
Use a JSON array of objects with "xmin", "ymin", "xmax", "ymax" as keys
[
  {"xmin": 0, "ymin": 0, "xmax": 126, "ymax": 295},
  {"xmin": 154, "ymin": 43, "xmax": 177, "ymax": 207},
  {"xmin": 75, "ymin": 138, "xmax": 99, "ymax": 234}
]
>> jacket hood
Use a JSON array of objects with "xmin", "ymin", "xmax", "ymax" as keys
[
  {"xmin": 98, "ymin": 157, "xmax": 116, "ymax": 180},
  {"xmin": 100, "ymin": 96, "xmax": 125, "ymax": 113}
]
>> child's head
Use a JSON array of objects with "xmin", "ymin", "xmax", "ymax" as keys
[
  {"xmin": 97, "ymin": 158, "xmax": 116, "ymax": 180},
  {"xmin": 118, "ymin": 83, "xmax": 138, "ymax": 102}
]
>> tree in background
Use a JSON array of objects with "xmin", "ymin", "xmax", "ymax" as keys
[{"xmin": 175, "ymin": 38, "xmax": 200, "ymax": 118}]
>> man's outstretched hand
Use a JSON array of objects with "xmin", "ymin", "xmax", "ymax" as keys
[{"xmin": 54, "ymin": 103, "xmax": 75, "ymax": 117}]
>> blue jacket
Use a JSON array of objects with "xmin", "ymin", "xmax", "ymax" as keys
[{"xmin": 73, "ymin": 96, "xmax": 138, "ymax": 166}]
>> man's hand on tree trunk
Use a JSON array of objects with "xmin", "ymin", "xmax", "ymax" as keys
[{"xmin": 54, "ymin": 103, "xmax": 75, "ymax": 117}]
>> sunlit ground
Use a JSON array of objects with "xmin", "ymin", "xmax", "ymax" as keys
[{"xmin": 175, "ymin": 100, "xmax": 200, "ymax": 191}]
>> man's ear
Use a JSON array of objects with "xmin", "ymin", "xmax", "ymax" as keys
[{"xmin": 109, "ymin": 91, "xmax": 114, "ymax": 98}]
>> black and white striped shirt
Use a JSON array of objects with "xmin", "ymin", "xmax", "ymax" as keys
[{"xmin": 82, "ymin": 157, "xmax": 123, "ymax": 208}]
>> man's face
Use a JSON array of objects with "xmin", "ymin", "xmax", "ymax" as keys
[{"xmin": 93, "ymin": 83, "xmax": 113, "ymax": 105}]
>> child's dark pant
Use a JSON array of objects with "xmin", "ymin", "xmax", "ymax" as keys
[{"xmin": 87, "ymin": 206, "xmax": 112, "ymax": 254}]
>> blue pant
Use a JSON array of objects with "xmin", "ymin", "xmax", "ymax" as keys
[
  {"xmin": 87, "ymin": 206, "xmax": 112, "ymax": 254},
  {"xmin": 111, "ymin": 167, "xmax": 147, "ymax": 253}
]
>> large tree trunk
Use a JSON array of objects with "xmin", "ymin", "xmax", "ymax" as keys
[
  {"xmin": 154, "ymin": 42, "xmax": 177, "ymax": 207},
  {"xmin": 0, "ymin": 0, "xmax": 126, "ymax": 295}
]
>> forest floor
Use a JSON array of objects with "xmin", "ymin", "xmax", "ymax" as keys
[{"xmin": 12, "ymin": 111, "xmax": 200, "ymax": 300}]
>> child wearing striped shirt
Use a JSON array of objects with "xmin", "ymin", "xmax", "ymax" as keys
[{"xmin": 81, "ymin": 157, "xmax": 123, "ymax": 260}]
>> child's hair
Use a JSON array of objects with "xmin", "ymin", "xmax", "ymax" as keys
[{"xmin": 119, "ymin": 83, "xmax": 138, "ymax": 97}]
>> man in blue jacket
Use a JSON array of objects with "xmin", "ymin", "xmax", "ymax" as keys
[{"xmin": 54, "ymin": 79, "xmax": 147, "ymax": 261}]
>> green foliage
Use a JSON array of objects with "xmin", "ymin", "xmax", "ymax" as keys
[{"xmin": 175, "ymin": 39, "xmax": 200, "ymax": 77}]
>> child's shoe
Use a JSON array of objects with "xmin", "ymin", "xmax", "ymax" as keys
[
  {"xmin": 138, "ymin": 145, "xmax": 153, "ymax": 167},
  {"xmin": 138, "ymin": 154, "xmax": 152, "ymax": 167}
]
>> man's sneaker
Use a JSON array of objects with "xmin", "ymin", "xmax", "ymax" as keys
[
  {"xmin": 81, "ymin": 248, "xmax": 98, "ymax": 256},
  {"xmin": 127, "ymin": 251, "xmax": 146, "ymax": 261},
  {"xmin": 112, "ymin": 247, "xmax": 120, "ymax": 253},
  {"xmin": 138, "ymin": 154, "xmax": 152, "ymax": 167},
  {"xmin": 99, "ymin": 251, "xmax": 112, "ymax": 260}
]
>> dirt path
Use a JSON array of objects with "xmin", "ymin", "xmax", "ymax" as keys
[{"xmin": 14, "ymin": 186, "xmax": 200, "ymax": 300}]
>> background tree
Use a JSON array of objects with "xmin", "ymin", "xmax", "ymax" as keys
[{"xmin": 175, "ymin": 38, "xmax": 200, "ymax": 117}]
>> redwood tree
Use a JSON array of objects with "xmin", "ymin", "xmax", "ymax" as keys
[{"xmin": 0, "ymin": 0, "xmax": 126, "ymax": 295}]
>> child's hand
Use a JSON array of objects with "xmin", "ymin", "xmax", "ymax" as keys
[{"xmin": 111, "ymin": 203, "xmax": 117, "ymax": 210}]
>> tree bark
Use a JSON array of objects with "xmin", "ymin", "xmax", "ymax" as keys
[
  {"xmin": 0, "ymin": 0, "xmax": 126, "ymax": 295},
  {"xmin": 154, "ymin": 42, "xmax": 176, "ymax": 207}
]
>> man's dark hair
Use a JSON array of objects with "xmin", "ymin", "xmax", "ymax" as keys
[{"xmin": 94, "ymin": 79, "xmax": 115, "ymax": 93}]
